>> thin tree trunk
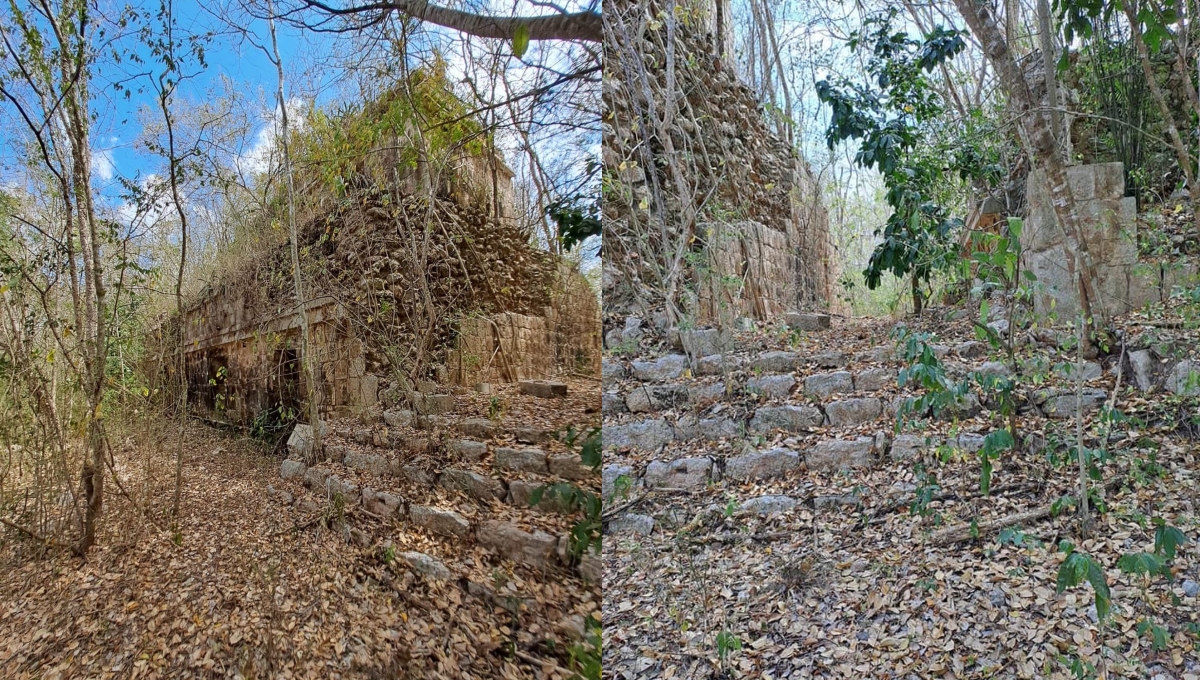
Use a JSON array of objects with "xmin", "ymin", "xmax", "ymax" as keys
[
  {"xmin": 1036, "ymin": 0, "xmax": 1062, "ymax": 153},
  {"xmin": 269, "ymin": 3, "xmax": 322, "ymax": 462},
  {"xmin": 952, "ymin": 0, "xmax": 1104, "ymax": 345}
]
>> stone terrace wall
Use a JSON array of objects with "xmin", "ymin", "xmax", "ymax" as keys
[{"xmin": 603, "ymin": 0, "xmax": 833, "ymax": 323}]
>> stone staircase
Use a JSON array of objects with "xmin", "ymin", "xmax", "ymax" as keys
[{"xmin": 267, "ymin": 379, "xmax": 601, "ymax": 627}]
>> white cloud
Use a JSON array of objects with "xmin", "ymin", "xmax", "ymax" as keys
[
  {"xmin": 92, "ymin": 148, "xmax": 115, "ymax": 182},
  {"xmin": 234, "ymin": 98, "xmax": 306, "ymax": 178}
]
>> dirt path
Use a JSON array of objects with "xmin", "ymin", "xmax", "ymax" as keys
[{"xmin": 0, "ymin": 424, "xmax": 584, "ymax": 679}]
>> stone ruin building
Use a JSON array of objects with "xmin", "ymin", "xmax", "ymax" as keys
[
  {"xmin": 155, "ymin": 86, "xmax": 601, "ymax": 428},
  {"xmin": 603, "ymin": 0, "xmax": 834, "ymax": 328}
]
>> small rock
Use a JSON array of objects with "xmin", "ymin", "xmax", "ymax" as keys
[
  {"xmin": 473, "ymin": 382, "xmax": 493, "ymax": 395},
  {"xmin": 494, "ymin": 447, "xmax": 548, "ymax": 473},
  {"xmin": 1057, "ymin": 360, "xmax": 1103, "ymax": 382},
  {"xmin": 804, "ymin": 371, "xmax": 854, "ymax": 400},
  {"xmin": 448, "ymin": 439, "xmax": 488, "ymax": 462},
  {"xmin": 988, "ymin": 586, "xmax": 1007, "ymax": 608},
  {"xmin": 1182, "ymin": 580, "xmax": 1199, "ymax": 598},
  {"xmin": 739, "ymin": 495, "xmax": 798, "ymax": 515},
  {"xmin": 745, "ymin": 374, "xmax": 795, "ymax": 399},
  {"xmin": 396, "ymin": 551, "xmax": 451, "ymax": 580},
  {"xmin": 459, "ymin": 418, "xmax": 497, "ymax": 439},
  {"xmin": 602, "ymin": 391, "xmax": 627, "ymax": 415},
  {"xmin": 409, "ymin": 505, "xmax": 472, "ymax": 539},
  {"xmin": 601, "ymin": 359, "xmax": 626, "ymax": 387},
  {"xmin": 630, "ymin": 355, "xmax": 688, "ymax": 381},
  {"xmin": 976, "ymin": 361, "xmax": 1012, "ymax": 378},
  {"xmin": 1165, "ymin": 360, "xmax": 1200, "ymax": 396},
  {"xmin": 280, "ymin": 459, "xmax": 306, "ymax": 480},
  {"xmin": 750, "ymin": 350, "xmax": 800, "ymax": 373},
  {"xmin": 519, "ymin": 380, "xmax": 568, "ymax": 398},
  {"xmin": 643, "ymin": 457, "xmax": 712, "ymax": 489},
  {"xmin": 602, "ymin": 464, "xmax": 635, "ymax": 500},
  {"xmin": 362, "ymin": 488, "xmax": 403, "ymax": 517},
  {"xmin": 1128, "ymin": 350, "xmax": 1155, "ymax": 391},
  {"xmin": 786, "ymin": 312, "xmax": 831, "ymax": 331},
  {"xmin": 724, "ymin": 448, "xmax": 800, "ymax": 481},
  {"xmin": 608, "ymin": 513, "xmax": 655, "ymax": 535},
  {"xmin": 266, "ymin": 484, "xmax": 294, "ymax": 505},
  {"xmin": 955, "ymin": 341, "xmax": 988, "ymax": 359}
]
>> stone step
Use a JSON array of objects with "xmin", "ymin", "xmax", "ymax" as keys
[{"xmin": 273, "ymin": 459, "xmax": 598, "ymax": 580}]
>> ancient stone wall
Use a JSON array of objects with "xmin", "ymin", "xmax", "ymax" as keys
[
  {"xmin": 603, "ymin": 0, "xmax": 832, "ymax": 325},
  {"xmin": 1023, "ymin": 162, "xmax": 1196, "ymax": 318}
]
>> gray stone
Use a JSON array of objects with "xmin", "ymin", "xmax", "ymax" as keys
[
  {"xmin": 413, "ymin": 393, "xmax": 455, "ymax": 415},
  {"xmin": 603, "ymin": 464, "xmax": 634, "ymax": 500},
  {"xmin": 549, "ymin": 454, "xmax": 594, "ymax": 480},
  {"xmin": 508, "ymin": 479, "xmax": 572, "ymax": 513},
  {"xmin": 363, "ymin": 488, "xmax": 403, "ymax": 517},
  {"xmin": 601, "ymin": 358, "xmax": 626, "ymax": 387},
  {"xmin": 1057, "ymin": 361, "xmax": 1103, "ymax": 382},
  {"xmin": 398, "ymin": 465, "xmax": 434, "ymax": 486},
  {"xmin": 813, "ymin": 351, "xmax": 848, "ymax": 368},
  {"xmin": 396, "ymin": 551, "xmax": 450, "ymax": 580},
  {"xmin": 1037, "ymin": 388, "xmax": 1109, "ymax": 418},
  {"xmin": 804, "ymin": 371, "xmax": 855, "ymax": 400},
  {"xmin": 605, "ymin": 419, "xmax": 673, "ymax": 451},
  {"xmin": 1182, "ymin": 580, "xmax": 1199, "ymax": 598},
  {"xmin": 302, "ymin": 466, "xmax": 330, "ymax": 491},
  {"xmin": 623, "ymin": 316, "xmax": 645, "ymax": 342},
  {"xmin": 987, "ymin": 319, "xmax": 1010, "ymax": 336},
  {"xmin": 950, "ymin": 432, "xmax": 986, "ymax": 453},
  {"xmin": 344, "ymin": 451, "xmax": 389, "ymax": 477},
  {"xmin": 674, "ymin": 415, "xmax": 741, "ymax": 440},
  {"xmin": 448, "ymin": 439, "xmax": 488, "ymax": 462},
  {"xmin": 1165, "ymin": 360, "xmax": 1200, "ymax": 396},
  {"xmin": 976, "ymin": 361, "xmax": 1012, "ymax": 378},
  {"xmin": 855, "ymin": 368, "xmax": 896, "ymax": 392},
  {"xmin": 459, "ymin": 418, "xmax": 498, "ymax": 439},
  {"xmin": 786, "ymin": 312, "xmax": 831, "ymax": 331},
  {"xmin": 806, "ymin": 438, "xmax": 874, "ymax": 471},
  {"xmin": 440, "ymin": 469, "xmax": 505, "ymax": 500},
  {"xmin": 746, "ymin": 374, "xmax": 795, "ymax": 399},
  {"xmin": 825, "ymin": 398, "xmax": 883, "ymax": 427},
  {"xmin": 602, "ymin": 391, "xmax": 628, "ymax": 415},
  {"xmin": 855, "ymin": 346, "xmax": 895, "ymax": 363},
  {"xmin": 934, "ymin": 393, "xmax": 982, "ymax": 420},
  {"xmin": 494, "ymin": 447, "xmax": 548, "ymax": 473},
  {"xmin": 688, "ymin": 382, "xmax": 727, "ymax": 406},
  {"xmin": 514, "ymin": 425, "xmax": 554, "ymax": 444},
  {"xmin": 352, "ymin": 428, "xmax": 373, "ymax": 445},
  {"xmin": 287, "ymin": 422, "xmax": 327, "ymax": 460},
  {"xmin": 890, "ymin": 434, "xmax": 940, "ymax": 460},
  {"xmin": 626, "ymin": 385, "xmax": 688, "ymax": 413},
  {"xmin": 739, "ymin": 495, "xmax": 799, "ymax": 515},
  {"xmin": 680, "ymin": 328, "xmax": 725, "ymax": 359},
  {"xmin": 608, "ymin": 513, "xmax": 655, "ymax": 535},
  {"xmin": 578, "ymin": 552, "xmax": 601, "ymax": 582},
  {"xmin": 477, "ymin": 520, "xmax": 557, "ymax": 569},
  {"xmin": 280, "ymin": 459, "xmax": 306, "ymax": 480},
  {"xmin": 519, "ymin": 380, "xmax": 568, "ymax": 398},
  {"xmin": 409, "ymin": 505, "xmax": 472, "ymax": 539},
  {"xmin": 381, "ymin": 410, "xmax": 415, "ymax": 431},
  {"xmin": 1129, "ymin": 350, "xmax": 1155, "ymax": 391},
  {"xmin": 644, "ymin": 457, "xmax": 713, "ymax": 489},
  {"xmin": 955, "ymin": 341, "xmax": 989, "ymax": 359},
  {"xmin": 631, "ymin": 355, "xmax": 688, "ymax": 381},
  {"xmin": 325, "ymin": 475, "xmax": 360, "ymax": 501},
  {"xmin": 750, "ymin": 350, "xmax": 800, "ymax": 373},
  {"xmin": 266, "ymin": 484, "xmax": 294, "ymax": 505},
  {"xmin": 749, "ymin": 405, "xmax": 824, "ymax": 433},
  {"xmin": 815, "ymin": 493, "xmax": 861, "ymax": 509},
  {"xmin": 697, "ymin": 354, "xmax": 741, "ymax": 375},
  {"xmin": 725, "ymin": 448, "xmax": 800, "ymax": 481},
  {"xmin": 474, "ymin": 382, "xmax": 493, "ymax": 395},
  {"xmin": 324, "ymin": 443, "xmax": 349, "ymax": 464}
]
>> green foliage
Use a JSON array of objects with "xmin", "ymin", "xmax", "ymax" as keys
[
  {"xmin": 566, "ymin": 614, "xmax": 601, "ymax": 680},
  {"xmin": 1153, "ymin": 517, "xmax": 1187, "ymax": 560},
  {"xmin": 998, "ymin": 527, "xmax": 1043, "ymax": 549},
  {"xmin": 1056, "ymin": 541, "xmax": 1112, "ymax": 621},
  {"xmin": 1136, "ymin": 617, "xmax": 1170, "ymax": 650},
  {"xmin": 978, "ymin": 429, "xmax": 1014, "ymax": 495},
  {"xmin": 715, "ymin": 629, "xmax": 742, "ymax": 667},
  {"xmin": 533, "ymin": 427, "xmax": 601, "ymax": 558}
]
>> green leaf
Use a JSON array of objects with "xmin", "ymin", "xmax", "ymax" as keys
[
  {"xmin": 512, "ymin": 25, "xmax": 530, "ymax": 59},
  {"xmin": 1117, "ymin": 551, "xmax": 1162, "ymax": 577},
  {"xmin": 1154, "ymin": 521, "xmax": 1186, "ymax": 560}
]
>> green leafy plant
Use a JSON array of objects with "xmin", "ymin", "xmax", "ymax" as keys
[
  {"xmin": 715, "ymin": 629, "xmax": 742, "ymax": 668},
  {"xmin": 534, "ymin": 426, "xmax": 602, "ymax": 558},
  {"xmin": 1056, "ymin": 541, "xmax": 1112, "ymax": 621}
]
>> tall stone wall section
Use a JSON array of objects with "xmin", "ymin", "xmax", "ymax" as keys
[
  {"xmin": 1023, "ymin": 162, "xmax": 1196, "ymax": 318},
  {"xmin": 603, "ymin": 0, "xmax": 832, "ymax": 324}
]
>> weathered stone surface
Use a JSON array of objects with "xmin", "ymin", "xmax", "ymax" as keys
[
  {"xmin": 413, "ymin": 393, "xmax": 455, "ymax": 415},
  {"xmin": 696, "ymin": 354, "xmax": 742, "ymax": 375},
  {"xmin": 626, "ymin": 384, "xmax": 688, "ymax": 413},
  {"xmin": 605, "ymin": 419, "xmax": 673, "ymax": 451},
  {"xmin": 409, "ymin": 505, "xmax": 472, "ymax": 539},
  {"xmin": 344, "ymin": 451, "xmax": 389, "ymax": 477},
  {"xmin": 508, "ymin": 479, "xmax": 572, "ymax": 513},
  {"xmin": 548, "ymin": 454, "xmax": 593, "ymax": 480},
  {"xmin": 494, "ymin": 447, "xmax": 548, "ymax": 473},
  {"xmin": 739, "ymin": 495, "xmax": 798, "ymax": 515},
  {"xmin": 396, "ymin": 551, "xmax": 450, "ymax": 580},
  {"xmin": 1037, "ymin": 388, "xmax": 1108, "ymax": 418},
  {"xmin": 806, "ymin": 437, "xmax": 874, "ymax": 471},
  {"xmin": 680, "ymin": 328, "xmax": 726, "ymax": 359},
  {"xmin": 855, "ymin": 346, "xmax": 895, "ymax": 363},
  {"xmin": 804, "ymin": 371, "xmax": 854, "ymax": 400},
  {"xmin": 825, "ymin": 398, "xmax": 883, "ymax": 427},
  {"xmin": 608, "ymin": 513, "xmax": 655, "ymax": 535},
  {"xmin": 266, "ymin": 484, "xmax": 294, "ymax": 505},
  {"xmin": 514, "ymin": 425, "xmax": 554, "ymax": 444},
  {"xmin": 325, "ymin": 475, "xmax": 360, "ymax": 501},
  {"xmin": 813, "ymin": 351, "xmax": 847, "ymax": 368},
  {"xmin": 459, "ymin": 418, "xmax": 497, "ymax": 439},
  {"xmin": 578, "ymin": 552, "xmax": 601, "ymax": 582},
  {"xmin": 324, "ymin": 443, "xmax": 349, "ymax": 464},
  {"xmin": 363, "ymin": 488, "xmax": 403, "ymax": 517},
  {"xmin": 631, "ymin": 354, "xmax": 688, "ymax": 381},
  {"xmin": 746, "ymin": 374, "xmax": 795, "ymax": 399},
  {"xmin": 440, "ymin": 469, "xmax": 505, "ymax": 500},
  {"xmin": 351, "ymin": 428, "xmax": 373, "ymax": 445},
  {"xmin": 855, "ymin": 368, "xmax": 896, "ymax": 392},
  {"xmin": 519, "ymin": 380, "xmax": 568, "ymax": 398},
  {"xmin": 602, "ymin": 391, "xmax": 628, "ymax": 415},
  {"xmin": 955, "ymin": 341, "xmax": 989, "ymax": 359},
  {"xmin": 815, "ymin": 493, "xmax": 861, "ymax": 509},
  {"xmin": 949, "ymin": 432, "xmax": 986, "ymax": 453},
  {"xmin": 725, "ymin": 448, "xmax": 800, "ymax": 481},
  {"xmin": 890, "ymin": 434, "xmax": 940, "ymax": 460},
  {"xmin": 750, "ymin": 350, "xmax": 800, "ymax": 373},
  {"xmin": 644, "ymin": 457, "xmax": 713, "ymax": 489},
  {"xmin": 398, "ymin": 464, "xmax": 434, "ymax": 486},
  {"xmin": 1057, "ymin": 361, "xmax": 1103, "ymax": 382},
  {"xmin": 786, "ymin": 312, "xmax": 831, "ymax": 331},
  {"xmin": 287, "ymin": 423, "xmax": 327, "ymax": 460},
  {"xmin": 674, "ymin": 415, "xmax": 740, "ymax": 440},
  {"xmin": 302, "ymin": 466, "xmax": 329, "ymax": 491},
  {"xmin": 1128, "ymin": 350, "xmax": 1155, "ymax": 391},
  {"xmin": 477, "ymin": 520, "xmax": 557, "ymax": 569},
  {"xmin": 602, "ymin": 358, "xmax": 626, "ymax": 387},
  {"xmin": 603, "ymin": 464, "xmax": 634, "ymax": 500},
  {"xmin": 749, "ymin": 405, "xmax": 823, "ymax": 433},
  {"xmin": 448, "ymin": 439, "xmax": 488, "ymax": 462},
  {"xmin": 280, "ymin": 459, "xmax": 306, "ymax": 480},
  {"xmin": 934, "ymin": 393, "xmax": 982, "ymax": 420},
  {"xmin": 976, "ymin": 361, "xmax": 1012, "ymax": 378},
  {"xmin": 1165, "ymin": 360, "xmax": 1200, "ymax": 396},
  {"xmin": 688, "ymin": 382, "xmax": 726, "ymax": 406}
]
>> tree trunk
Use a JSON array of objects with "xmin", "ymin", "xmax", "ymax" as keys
[
  {"xmin": 952, "ymin": 0, "xmax": 1105, "ymax": 343},
  {"xmin": 300, "ymin": 0, "xmax": 601, "ymax": 42}
]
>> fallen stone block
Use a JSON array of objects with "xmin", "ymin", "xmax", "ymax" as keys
[
  {"xmin": 494, "ymin": 447, "xmax": 548, "ymax": 473},
  {"xmin": 280, "ymin": 459, "xmax": 306, "ymax": 480},
  {"xmin": 806, "ymin": 437, "xmax": 875, "ymax": 471},
  {"xmin": 395, "ymin": 551, "xmax": 450, "ymax": 580},
  {"xmin": 409, "ymin": 505, "xmax": 472, "ymax": 539},
  {"xmin": 439, "ymin": 469, "xmax": 505, "ymax": 501},
  {"xmin": 477, "ymin": 520, "xmax": 558, "ymax": 569},
  {"xmin": 749, "ymin": 405, "xmax": 824, "ymax": 433},
  {"xmin": 519, "ymin": 380, "xmax": 568, "ymax": 398},
  {"xmin": 786, "ymin": 312, "xmax": 831, "ymax": 331},
  {"xmin": 725, "ymin": 448, "xmax": 800, "ymax": 481},
  {"xmin": 644, "ymin": 457, "xmax": 712, "ymax": 489},
  {"xmin": 448, "ymin": 439, "xmax": 488, "ymax": 462}
]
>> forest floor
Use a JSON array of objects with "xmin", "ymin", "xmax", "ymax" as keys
[
  {"xmin": 0, "ymin": 422, "xmax": 592, "ymax": 679},
  {"xmin": 603, "ymin": 309, "xmax": 1200, "ymax": 680}
]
